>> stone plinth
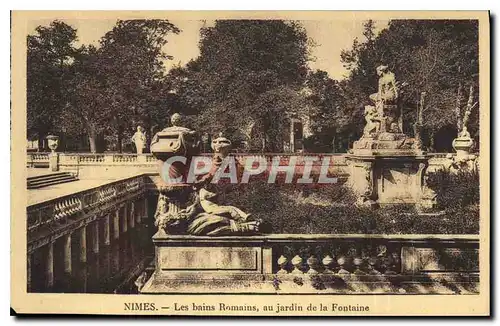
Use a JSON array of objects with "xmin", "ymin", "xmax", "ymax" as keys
[
  {"xmin": 347, "ymin": 141, "xmax": 429, "ymax": 207},
  {"xmin": 48, "ymin": 153, "xmax": 59, "ymax": 172},
  {"xmin": 140, "ymin": 231, "xmax": 273, "ymax": 293}
]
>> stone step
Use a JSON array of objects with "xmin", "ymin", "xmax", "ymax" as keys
[
  {"xmin": 28, "ymin": 173, "xmax": 75, "ymax": 185},
  {"xmin": 28, "ymin": 176, "xmax": 76, "ymax": 186},
  {"xmin": 27, "ymin": 172, "xmax": 68, "ymax": 182},
  {"xmin": 27, "ymin": 173, "xmax": 78, "ymax": 189}
]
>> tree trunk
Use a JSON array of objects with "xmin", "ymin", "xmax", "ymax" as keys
[
  {"xmin": 88, "ymin": 127, "xmax": 97, "ymax": 153},
  {"xmin": 429, "ymin": 131, "xmax": 435, "ymax": 152},
  {"xmin": 117, "ymin": 127, "xmax": 123, "ymax": 153},
  {"xmin": 37, "ymin": 131, "xmax": 44, "ymax": 152}
]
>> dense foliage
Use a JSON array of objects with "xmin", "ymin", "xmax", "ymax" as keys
[
  {"xmin": 27, "ymin": 19, "xmax": 479, "ymax": 153},
  {"xmin": 215, "ymin": 170, "xmax": 479, "ymax": 234}
]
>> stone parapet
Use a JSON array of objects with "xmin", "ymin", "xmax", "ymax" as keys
[{"xmin": 140, "ymin": 233, "xmax": 479, "ymax": 294}]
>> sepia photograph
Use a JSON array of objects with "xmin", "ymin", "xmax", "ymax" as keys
[{"xmin": 10, "ymin": 10, "xmax": 490, "ymax": 316}]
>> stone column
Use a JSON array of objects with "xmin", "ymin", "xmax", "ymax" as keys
[
  {"xmin": 46, "ymin": 242, "xmax": 54, "ymax": 289},
  {"xmin": 129, "ymin": 202, "xmax": 135, "ymax": 229},
  {"xmin": 143, "ymin": 196, "xmax": 148, "ymax": 221},
  {"xmin": 48, "ymin": 152, "xmax": 59, "ymax": 172},
  {"xmin": 27, "ymin": 253, "xmax": 32, "ymax": 292},
  {"xmin": 121, "ymin": 205, "xmax": 128, "ymax": 233},
  {"xmin": 113, "ymin": 210, "xmax": 119, "ymax": 240},
  {"xmin": 135, "ymin": 199, "xmax": 141, "ymax": 224},
  {"xmin": 91, "ymin": 221, "xmax": 99, "ymax": 254},
  {"xmin": 79, "ymin": 226, "xmax": 87, "ymax": 263},
  {"xmin": 63, "ymin": 233, "xmax": 72, "ymax": 274},
  {"xmin": 103, "ymin": 214, "xmax": 110, "ymax": 246}
]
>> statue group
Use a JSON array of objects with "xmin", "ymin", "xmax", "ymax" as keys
[
  {"xmin": 150, "ymin": 114, "xmax": 266, "ymax": 236},
  {"xmin": 365, "ymin": 65, "xmax": 402, "ymax": 136},
  {"xmin": 353, "ymin": 65, "xmax": 417, "ymax": 153}
]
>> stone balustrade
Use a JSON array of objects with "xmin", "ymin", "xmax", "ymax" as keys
[
  {"xmin": 27, "ymin": 152, "xmax": 465, "ymax": 175},
  {"xmin": 27, "ymin": 153, "xmax": 50, "ymax": 167},
  {"xmin": 27, "ymin": 175, "xmax": 148, "ymax": 253},
  {"xmin": 27, "ymin": 174, "xmax": 151, "ymax": 291},
  {"xmin": 141, "ymin": 233, "xmax": 479, "ymax": 294}
]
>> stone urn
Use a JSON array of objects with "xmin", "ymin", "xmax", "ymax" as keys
[
  {"xmin": 46, "ymin": 135, "xmax": 59, "ymax": 153},
  {"xmin": 452, "ymin": 136, "xmax": 474, "ymax": 160},
  {"xmin": 150, "ymin": 114, "xmax": 200, "ymax": 225}
]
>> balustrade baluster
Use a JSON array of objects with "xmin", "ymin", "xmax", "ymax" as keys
[
  {"xmin": 291, "ymin": 255, "xmax": 304, "ymax": 274},
  {"xmin": 322, "ymin": 255, "xmax": 335, "ymax": 274},
  {"xmin": 306, "ymin": 255, "xmax": 319, "ymax": 274},
  {"xmin": 367, "ymin": 257, "xmax": 381, "ymax": 275},
  {"xmin": 277, "ymin": 255, "xmax": 288, "ymax": 274},
  {"xmin": 337, "ymin": 256, "xmax": 350, "ymax": 275},
  {"xmin": 353, "ymin": 257, "xmax": 365, "ymax": 275}
]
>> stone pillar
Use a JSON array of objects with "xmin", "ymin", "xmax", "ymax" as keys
[
  {"xmin": 113, "ymin": 210, "xmax": 120, "ymax": 240},
  {"xmin": 121, "ymin": 205, "xmax": 128, "ymax": 233},
  {"xmin": 46, "ymin": 242, "xmax": 54, "ymax": 289},
  {"xmin": 129, "ymin": 202, "xmax": 135, "ymax": 229},
  {"xmin": 103, "ymin": 214, "xmax": 110, "ymax": 246},
  {"xmin": 48, "ymin": 152, "xmax": 59, "ymax": 172},
  {"xmin": 136, "ymin": 199, "xmax": 141, "ymax": 224},
  {"xmin": 91, "ymin": 221, "xmax": 99, "ymax": 254},
  {"xmin": 27, "ymin": 253, "xmax": 32, "ymax": 292},
  {"xmin": 143, "ymin": 196, "xmax": 148, "ymax": 221},
  {"xmin": 79, "ymin": 226, "xmax": 87, "ymax": 263},
  {"xmin": 63, "ymin": 233, "xmax": 72, "ymax": 274}
]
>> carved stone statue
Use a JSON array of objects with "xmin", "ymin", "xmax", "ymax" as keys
[
  {"xmin": 131, "ymin": 126, "xmax": 147, "ymax": 154},
  {"xmin": 363, "ymin": 105, "xmax": 381, "ymax": 138},
  {"xmin": 368, "ymin": 65, "xmax": 402, "ymax": 133},
  {"xmin": 154, "ymin": 131, "xmax": 267, "ymax": 236}
]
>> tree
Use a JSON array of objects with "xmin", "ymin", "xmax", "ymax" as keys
[
  {"xmin": 65, "ymin": 19, "xmax": 180, "ymax": 152},
  {"xmin": 304, "ymin": 70, "xmax": 349, "ymax": 152},
  {"xmin": 170, "ymin": 20, "xmax": 313, "ymax": 151},
  {"xmin": 27, "ymin": 21, "xmax": 78, "ymax": 149}
]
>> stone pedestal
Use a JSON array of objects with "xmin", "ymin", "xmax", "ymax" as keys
[
  {"xmin": 140, "ymin": 231, "xmax": 273, "ymax": 293},
  {"xmin": 347, "ymin": 136, "xmax": 430, "ymax": 207},
  {"xmin": 452, "ymin": 136, "xmax": 474, "ymax": 160},
  {"xmin": 48, "ymin": 153, "xmax": 59, "ymax": 172}
]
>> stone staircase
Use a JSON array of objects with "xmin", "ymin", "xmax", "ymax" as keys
[{"xmin": 27, "ymin": 172, "xmax": 79, "ymax": 189}]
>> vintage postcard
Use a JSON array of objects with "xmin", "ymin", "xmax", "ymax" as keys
[{"xmin": 11, "ymin": 10, "xmax": 490, "ymax": 316}]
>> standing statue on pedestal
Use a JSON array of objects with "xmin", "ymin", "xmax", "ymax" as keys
[
  {"xmin": 353, "ymin": 65, "xmax": 415, "ymax": 152},
  {"xmin": 131, "ymin": 126, "xmax": 147, "ymax": 154},
  {"xmin": 369, "ymin": 65, "xmax": 402, "ymax": 134}
]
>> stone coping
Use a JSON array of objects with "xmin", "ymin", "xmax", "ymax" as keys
[
  {"xmin": 27, "ymin": 172, "xmax": 145, "ymax": 207},
  {"xmin": 152, "ymin": 232, "xmax": 479, "ymax": 243}
]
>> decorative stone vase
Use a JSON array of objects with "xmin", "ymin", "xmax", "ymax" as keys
[
  {"xmin": 452, "ymin": 136, "xmax": 474, "ymax": 160},
  {"xmin": 46, "ymin": 135, "xmax": 59, "ymax": 153}
]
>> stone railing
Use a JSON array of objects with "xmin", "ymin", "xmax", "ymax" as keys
[
  {"xmin": 27, "ymin": 152, "xmax": 476, "ymax": 179},
  {"xmin": 27, "ymin": 152, "xmax": 466, "ymax": 166},
  {"xmin": 27, "ymin": 174, "xmax": 148, "ymax": 253},
  {"xmin": 141, "ymin": 233, "xmax": 479, "ymax": 294},
  {"xmin": 26, "ymin": 152, "xmax": 50, "ymax": 167}
]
